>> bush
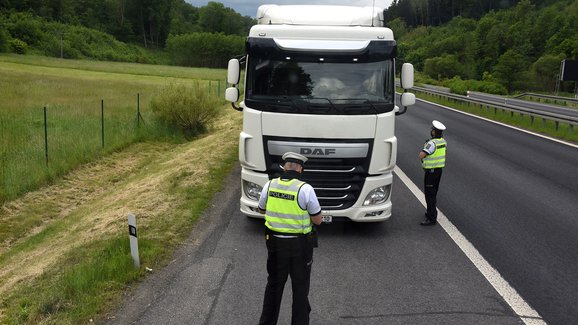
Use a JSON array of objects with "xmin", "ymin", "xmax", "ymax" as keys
[
  {"xmin": 443, "ymin": 76, "xmax": 507, "ymax": 95},
  {"xmin": 7, "ymin": 13, "xmax": 42, "ymax": 46},
  {"xmin": 150, "ymin": 83, "xmax": 222, "ymax": 139},
  {"xmin": 10, "ymin": 38, "xmax": 27, "ymax": 54}
]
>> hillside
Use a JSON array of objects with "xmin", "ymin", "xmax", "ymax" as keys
[
  {"xmin": 0, "ymin": 1, "xmax": 251, "ymax": 67},
  {"xmin": 386, "ymin": 0, "xmax": 578, "ymax": 94}
]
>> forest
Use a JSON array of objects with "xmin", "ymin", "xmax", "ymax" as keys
[
  {"xmin": 1, "ymin": 0, "xmax": 577, "ymax": 93},
  {"xmin": 0, "ymin": 0, "xmax": 251, "ymax": 66},
  {"xmin": 385, "ymin": 0, "xmax": 578, "ymax": 94}
]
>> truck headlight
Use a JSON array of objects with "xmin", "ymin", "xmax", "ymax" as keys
[
  {"xmin": 363, "ymin": 185, "xmax": 391, "ymax": 206},
  {"xmin": 243, "ymin": 181, "xmax": 262, "ymax": 201}
]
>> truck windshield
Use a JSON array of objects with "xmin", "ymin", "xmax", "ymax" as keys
[{"xmin": 246, "ymin": 58, "xmax": 395, "ymax": 115}]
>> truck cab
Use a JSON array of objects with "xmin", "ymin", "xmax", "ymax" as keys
[{"xmin": 226, "ymin": 5, "xmax": 415, "ymax": 222}]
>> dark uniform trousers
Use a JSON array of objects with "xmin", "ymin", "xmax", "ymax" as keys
[
  {"xmin": 424, "ymin": 167, "xmax": 443, "ymax": 221},
  {"xmin": 259, "ymin": 231, "xmax": 314, "ymax": 325}
]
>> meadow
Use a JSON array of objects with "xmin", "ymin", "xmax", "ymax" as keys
[
  {"xmin": 0, "ymin": 54, "xmax": 242, "ymax": 324},
  {"xmin": 0, "ymin": 54, "xmax": 226, "ymax": 203}
]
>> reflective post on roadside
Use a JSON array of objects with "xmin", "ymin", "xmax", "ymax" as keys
[{"xmin": 128, "ymin": 213, "xmax": 140, "ymax": 268}]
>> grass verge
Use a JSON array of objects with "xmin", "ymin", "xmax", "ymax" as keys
[
  {"xmin": 0, "ymin": 106, "xmax": 242, "ymax": 324},
  {"xmin": 415, "ymin": 92, "xmax": 578, "ymax": 144}
]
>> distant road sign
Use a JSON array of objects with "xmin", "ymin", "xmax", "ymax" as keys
[{"xmin": 560, "ymin": 60, "xmax": 578, "ymax": 81}]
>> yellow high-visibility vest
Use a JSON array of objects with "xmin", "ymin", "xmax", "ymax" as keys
[
  {"xmin": 422, "ymin": 138, "xmax": 446, "ymax": 169},
  {"xmin": 265, "ymin": 178, "xmax": 312, "ymax": 234}
]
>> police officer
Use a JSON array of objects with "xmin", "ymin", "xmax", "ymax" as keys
[
  {"xmin": 257, "ymin": 152, "xmax": 322, "ymax": 325},
  {"xmin": 418, "ymin": 120, "xmax": 447, "ymax": 226}
]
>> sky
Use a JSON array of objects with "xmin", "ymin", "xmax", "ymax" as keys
[{"xmin": 186, "ymin": 0, "xmax": 394, "ymax": 18}]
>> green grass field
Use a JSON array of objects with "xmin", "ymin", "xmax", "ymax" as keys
[
  {"xmin": 0, "ymin": 54, "xmax": 242, "ymax": 324},
  {"xmin": 0, "ymin": 54, "xmax": 226, "ymax": 203}
]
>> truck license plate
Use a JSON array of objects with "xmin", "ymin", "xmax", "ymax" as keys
[{"xmin": 322, "ymin": 215, "xmax": 332, "ymax": 223}]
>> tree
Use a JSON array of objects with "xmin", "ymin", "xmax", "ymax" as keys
[
  {"xmin": 494, "ymin": 49, "xmax": 531, "ymax": 93},
  {"xmin": 423, "ymin": 54, "xmax": 464, "ymax": 80}
]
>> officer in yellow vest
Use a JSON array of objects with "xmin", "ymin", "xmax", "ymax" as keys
[
  {"xmin": 257, "ymin": 152, "xmax": 322, "ymax": 325},
  {"xmin": 418, "ymin": 120, "xmax": 447, "ymax": 226}
]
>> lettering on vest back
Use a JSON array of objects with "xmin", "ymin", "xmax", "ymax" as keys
[{"xmin": 269, "ymin": 191, "xmax": 295, "ymax": 200}]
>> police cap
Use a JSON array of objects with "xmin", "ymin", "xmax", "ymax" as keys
[
  {"xmin": 282, "ymin": 152, "xmax": 308, "ymax": 165},
  {"xmin": 432, "ymin": 120, "xmax": 446, "ymax": 131}
]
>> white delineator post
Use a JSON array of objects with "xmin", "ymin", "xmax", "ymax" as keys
[{"xmin": 128, "ymin": 213, "xmax": 140, "ymax": 268}]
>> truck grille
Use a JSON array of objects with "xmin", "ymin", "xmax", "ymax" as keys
[{"xmin": 264, "ymin": 137, "xmax": 372, "ymax": 210}]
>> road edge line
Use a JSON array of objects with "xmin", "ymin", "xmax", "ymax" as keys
[{"xmin": 394, "ymin": 165, "xmax": 545, "ymax": 324}]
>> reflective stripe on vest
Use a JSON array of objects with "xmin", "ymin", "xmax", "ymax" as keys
[
  {"xmin": 422, "ymin": 138, "xmax": 446, "ymax": 169},
  {"xmin": 265, "ymin": 178, "xmax": 312, "ymax": 234}
]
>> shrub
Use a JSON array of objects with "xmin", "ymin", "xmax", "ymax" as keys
[
  {"xmin": 442, "ymin": 76, "xmax": 507, "ymax": 95},
  {"xmin": 10, "ymin": 38, "xmax": 28, "ymax": 54},
  {"xmin": 150, "ymin": 83, "xmax": 223, "ymax": 139},
  {"xmin": 7, "ymin": 13, "xmax": 42, "ymax": 46}
]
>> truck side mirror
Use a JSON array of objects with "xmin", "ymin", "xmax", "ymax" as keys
[
  {"xmin": 400, "ymin": 92, "xmax": 415, "ymax": 107},
  {"xmin": 227, "ymin": 59, "xmax": 240, "ymax": 85},
  {"xmin": 225, "ymin": 87, "xmax": 239, "ymax": 103},
  {"xmin": 400, "ymin": 63, "xmax": 414, "ymax": 90}
]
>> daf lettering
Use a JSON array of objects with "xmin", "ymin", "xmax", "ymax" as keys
[{"xmin": 300, "ymin": 148, "xmax": 336, "ymax": 156}]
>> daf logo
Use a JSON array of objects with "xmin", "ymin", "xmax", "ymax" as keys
[{"xmin": 300, "ymin": 148, "xmax": 336, "ymax": 156}]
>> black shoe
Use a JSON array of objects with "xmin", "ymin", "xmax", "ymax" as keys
[{"xmin": 420, "ymin": 218, "xmax": 436, "ymax": 226}]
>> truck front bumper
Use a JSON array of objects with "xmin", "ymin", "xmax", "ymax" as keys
[{"xmin": 239, "ymin": 168, "xmax": 393, "ymax": 222}]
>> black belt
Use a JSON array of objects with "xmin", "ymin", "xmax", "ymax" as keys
[{"xmin": 266, "ymin": 227, "xmax": 308, "ymax": 238}]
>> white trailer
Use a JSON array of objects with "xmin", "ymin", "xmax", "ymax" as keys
[{"xmin": 226, "ymin": 5, "xmax": 415, "ymax": 222}]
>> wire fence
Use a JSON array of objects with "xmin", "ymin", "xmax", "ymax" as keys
[{"xmin": 0, "ymin": 80, "xmax": 223, "ymax": 203}]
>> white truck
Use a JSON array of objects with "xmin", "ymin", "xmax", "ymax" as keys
[{"xmin": 225, "ymin": 5, "xmax": 415, "ymax": 222}]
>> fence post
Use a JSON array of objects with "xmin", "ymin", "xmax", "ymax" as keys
[
  {"xmin": 136, "ymin": 93, "xmax": 145, "ymax": 127},
  {"xmin": 101, "ymin": 99, "xmax": 105, "ymax": 148},
  {"xmin": 44, "ymin": 106, "xmax": 48, "ymax": 166},
  {"xmin": 137, "ymin": 93, "xmax": 140, "ymax": 128}
]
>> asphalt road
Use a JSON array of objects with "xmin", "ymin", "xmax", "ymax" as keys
[
  {"xmin": 396, "ymin": 99, "xmax": 578, "ymax": 325},
  {"xmin": 107, "ymin": 163, "xmax": 524, "ymax": 325},
  {"xmin": 106, "ymin": 99, "xmax": 578, "ymax": 325}
]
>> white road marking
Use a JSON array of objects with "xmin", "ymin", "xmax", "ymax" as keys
[
  {"xmin": 418, "ymin": 97, "xmax": 578, "ymax": 149},
  {"xmin": 394, "ymin": 165, "xmax": 545, "ymax": 324}
]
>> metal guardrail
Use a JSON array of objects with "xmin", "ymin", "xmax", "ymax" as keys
[
  {"xmin": 411, "ymin": 86, "xmax": 578, "ymax": 131},
  {"xmin": 514, "ymin": 92, "xmax": 578, "ymax": 106}
]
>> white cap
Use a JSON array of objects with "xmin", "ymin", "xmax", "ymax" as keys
[
  {"xmin": 282, "ymin": 152, "xmax": 308, "ymax": 165},
  {"xmin": 432, "ymin": 120, "xmax": 446, "ymax": 131}
]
